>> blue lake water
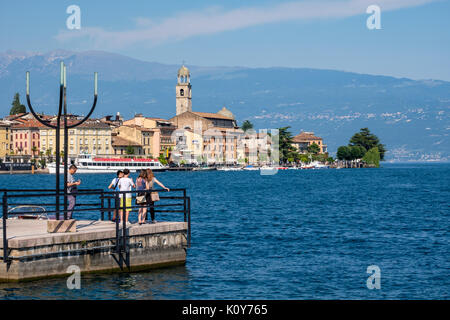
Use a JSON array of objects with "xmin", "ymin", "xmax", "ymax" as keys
[{"xmin": 0, "ymin": 163, "xmax": 448, "ymax": 299}]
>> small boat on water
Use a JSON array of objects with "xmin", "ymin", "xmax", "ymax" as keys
[
  {"xmin": 217, "ymin": 167, "xmax": 243, "ymax": 171},
  {"xmin": 242, "ymin": 165, "xmax": 259, "ymax": 171},
  {"xmin": 192, "ymin": 166, "xmax": 217, "ymax": 171},
  {"xmin": 48, "ymin": 154, "xmax": 167, "ymax": 173}
]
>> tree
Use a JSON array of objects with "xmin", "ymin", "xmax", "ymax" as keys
[
  {"xmin": 362, "ymin": 147, "xmax": 380, "ymax": 168},
  {"xmin": 308, "ymin": 143, "xmax": 320, "ymax": 155},
  {"xmin": 125, "ymin": 146, "xmax": 134, "ymax": 155},
  {"xmin": 349, "ymin": 128, "xmax": 386, "ymax": 160},
  {"xmin": 158, "ymin": 154, "xmax": 168, "ymax": 165},
  {"xmin": 349, "ymin": 145, "xmax": 366, "ymax": 160},
  {"xmin": 10, "ymin": 93, "xmax": 26, "ymax": 115},
  {"xmin": 276, "ymin": 126, "xmax": 299, "ymax": 164},
  {"xmin": 241, "ymin": 120, "xmax": 254, "ymax": 132},
  {"xmin": 337, "ymin": 146, "xmax": 351, "ymax": 160}
]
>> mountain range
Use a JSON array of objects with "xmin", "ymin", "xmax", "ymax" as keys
[{"xmin": 1, "ymin": 49, "xmax": 449, "ymax": 161}]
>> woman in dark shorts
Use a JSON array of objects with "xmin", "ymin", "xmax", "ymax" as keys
[
  {"xmin": 145, "ymin": 169, "xmax": 170, "ymax": 223},
  {"xmin": 136, "ymin": 169, "xmax": 148, "ymax": 225}
]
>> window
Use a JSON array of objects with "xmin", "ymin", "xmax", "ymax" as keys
[{"xmin": 180, "ymin": 89, "xmax": 184, "ymax": 96}]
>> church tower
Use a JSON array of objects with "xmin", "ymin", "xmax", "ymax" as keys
[{"xmin": 176, "ymin": 65, "xmax": 192, "ymax": 115}]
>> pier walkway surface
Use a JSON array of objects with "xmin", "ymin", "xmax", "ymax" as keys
[{"xmin": 0, "ymin": 219, "xmax": 188, "ymax": 282}]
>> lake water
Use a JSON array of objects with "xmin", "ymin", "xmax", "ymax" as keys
[{"xmin": 0, "ymin": 163, "xmax": 448, "ymax": 299}]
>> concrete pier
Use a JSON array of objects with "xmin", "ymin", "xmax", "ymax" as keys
[{"xmin": 0, "ymin": 219, "xmax": 188, "ymax": 282}]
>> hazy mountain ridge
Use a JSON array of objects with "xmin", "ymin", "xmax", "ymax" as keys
[{"xmin": 1, "ymin": 50, "xmax": 449, "ymax": 161}]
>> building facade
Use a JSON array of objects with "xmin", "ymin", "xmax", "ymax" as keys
[
  {"xmin": 0, "ymin": 121, "xmax": 11, "ymax": 158},
  {"xmin": 40, "ymin": 119, "xmax": 113, "ymax": 159},
  {"xmin": 292, "ymin": 131, "xmax": 327, "ymax": 154},
  {"xmin": 11, "ymin": 120, "xmax": 42, "ymax": 156}
]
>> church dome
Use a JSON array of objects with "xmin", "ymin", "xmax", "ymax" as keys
[
  {"xmin": 217, "ymin": 106, "xmax": 235, "ymax": 119},
  {"xmin": 178, "ymin": 65, "xmax": 190, "ymax": 77}
]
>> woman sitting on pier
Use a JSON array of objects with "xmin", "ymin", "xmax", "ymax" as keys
[{"xmin": 145, "ymin": 169, "xmax": 170, "ymax": 223}]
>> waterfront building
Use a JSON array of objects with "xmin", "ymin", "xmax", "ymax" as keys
[
  {"xmin": 0, "ymin": 121, "xmax": 11, "ymax": 158},
  {"xmin": 170, "ymin": 65, "xmax": 243, "ymax": 164},
  {"xmin": 39, "ymin": 119, "xmax": 113, "ymax": 161},
  {"xmin": 292, "ymin": 131, "xmax": 327, "ymax": 154},
  {"xmin": 11, "ymin": 119, "xmax": 42, "ymax": 156},
  {"xmin": 111, "ymin": 133, "xmax": 143, "ymax": 155},
  {"xmin": 121, "ymin": 114, "xmax": 176, "ymax": 158}
]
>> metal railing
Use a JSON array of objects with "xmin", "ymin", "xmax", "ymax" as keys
[{"xmin": 0, "ymin": 188, "xmax": 191, "ymax": 263}]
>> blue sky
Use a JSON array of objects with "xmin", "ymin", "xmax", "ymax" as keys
[{"xmin": 1, "ymin": 0, "xmax": 450, "ymax": 80}]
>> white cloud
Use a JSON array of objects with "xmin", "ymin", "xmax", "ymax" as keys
[{"xmin": 55, "ymin": 0, "xmax": 437, "ymax": 49}]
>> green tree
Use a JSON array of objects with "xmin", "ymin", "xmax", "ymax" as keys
[
  {"xmin": 158, "ymin": 154, "xmax": 168, "ymax": 165},
  {"xmin": 349, "ymin": 128, "xmax": 386, "ymax": 160},
  {"xmin": 307, "ymin": 143, "xmax": 320, "ymax": 155},
  {"xmin": 362, "ymin": 147, "xmax": 380, "ymax": 168},
  {"xmin": 125, "ymin": 146, "xmax": 134, "ymax": 155},
  {"xmin": 299, "ymin": 154, "xmax": 310, "ymax": 164},
  {"xmin": 349, "ymin": 145, "xmax": 366, "ymax": 160},
  {"xmin": 10, "ymin": 93, "xmax": 26, "ymax": 115},
  {"xmin": 276, "ymin": 126, "xmax": 299, "ymax": 164},
  {"xmin": 241, "ymin": 120, "xmax": 254, "ymax": 132},
  {"xmin": 337, "ymin": 146, "xmax": 351, "ymax": 160}
]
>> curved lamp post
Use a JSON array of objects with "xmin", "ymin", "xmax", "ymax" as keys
[{"xmin": 26, "ymin": 62, "xmax": 98, "ymax": 220}]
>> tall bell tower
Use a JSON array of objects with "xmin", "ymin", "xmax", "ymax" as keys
[{"xmin": 176, "ymin": 65, "xmax": 192, "ymax": 115}]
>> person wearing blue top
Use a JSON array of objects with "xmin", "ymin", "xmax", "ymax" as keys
[{"xmin": 108, "ymin": 170, "xmax": 124, "ymax": 221}]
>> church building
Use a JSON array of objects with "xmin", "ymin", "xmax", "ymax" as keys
[{"xmin": 170, "ymin": 65, "xmax": 244, "ymax": 164}]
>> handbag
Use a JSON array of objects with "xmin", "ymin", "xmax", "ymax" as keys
[
  {"xmin": 136, "ymin": 194, "xmax": 146, "ymax": 204},
  {"xmin": 150, "ymin": 191, "xmax": 160, "ymax": 202}
]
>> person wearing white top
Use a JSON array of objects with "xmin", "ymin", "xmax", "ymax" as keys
[{"xmin": 118, "ymin": 169, "xmax": 135, "ymax": 225}]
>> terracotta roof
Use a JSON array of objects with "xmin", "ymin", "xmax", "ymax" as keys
[
  {"xmin": 146, "ymin": 117, "xmax": 171, "ymax": 122},
  {"xmin": 111, "ymin": 136, "xmax": 141, "ymax": 147},
  {"xmin": 11, "ymin": 119, "xmax": 45, "ymax": 129},
  {"xmin": 192, "ymin": 112, "xmax": 234, "ymax": 120},
  {"xmin": 292, "ymin": 132, "xmax": 322, "ymax": 143}
]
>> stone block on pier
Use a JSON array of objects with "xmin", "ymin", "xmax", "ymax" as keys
[{"xmin": 47, "ymin": 219, "xmax": 77, "ymax": 233}]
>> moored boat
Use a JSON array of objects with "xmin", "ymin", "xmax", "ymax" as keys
[{"xmin": 48, "ymin": 154, "xmax": 167, "ymax": 173}]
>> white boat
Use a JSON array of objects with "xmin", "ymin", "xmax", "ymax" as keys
[
  {"xmin": 242, "ymin": 165, "xmax": 259, "ymax": 171},
  {"xmin": 217, "ymin": 167, "xmax": 242, "ymax": 171},
  {"xmin": 48, "ymin": 154, "xmax": 167, "ymax": 174},
  {"xmin": 310, "ymin": 161, "xmax": 329, "ymax": 169}
]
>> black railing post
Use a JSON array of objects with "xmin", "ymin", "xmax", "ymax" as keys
[
  {"xmin": 115, "ymin": 192, "xmax": 120, "ymax": 253},
  {"xmin": 183, "ymin": 189, "xmax": 187, "ymax": 222},
  {"xmin": 187, "ymin": 196, "xmax": 191, "ymax": 248},
  {"xmin": 2, "ymin": 192, "xmax": 8, "ymax": 262},
  {"xmin": 100, "ymin": 191, "xmax": 104, "ymax": 221},
  {"xmin": 63, "ymin": 78, "xmax": 68, "ymax": 221},
  {"xmin": 107, "ymin": 197, "xmax": 112, "ymax": 221},
  {"xmin": 122, "ymin": 192, "xmax": 127, "ymax": 252}
]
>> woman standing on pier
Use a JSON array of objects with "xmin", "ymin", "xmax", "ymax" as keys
[
  {"xmin": 136, "ymin": 169, "xmax": 148, "ymax": 225},
  {"xmin": 145, "ymin": 169, "xmax": 170, "ymax": 223}
]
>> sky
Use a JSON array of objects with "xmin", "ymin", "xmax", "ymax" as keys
[{"xmin": 1, "ymin": 0, "xmax": 450, "ymax": 80}]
